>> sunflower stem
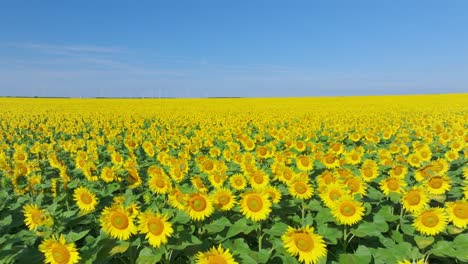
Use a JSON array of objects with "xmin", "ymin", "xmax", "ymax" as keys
[
  {"xmin": 343, "ymin": 226, "xmax": 348, "ymax": 251},
  {"xmin": 301, "ymin": 199, "xmax": 305, "ymax": 225},
  {"xmin": 258, "ymin": 222, "xmax": 262, "ymax": 252}
]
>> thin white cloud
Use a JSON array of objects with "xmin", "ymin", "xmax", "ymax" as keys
[{"xmin": 4, "ymin": 42, "xmax": 125, "ymax": 54}]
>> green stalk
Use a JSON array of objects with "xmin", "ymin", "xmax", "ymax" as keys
[{"xmin": 258, "ymin": 222, "xmax": 263, "ymax": 252}]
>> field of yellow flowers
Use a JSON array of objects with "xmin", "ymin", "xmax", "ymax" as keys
[{"xmin": 0, "ymin": 94, "xmax": 467, "ymax": 264}]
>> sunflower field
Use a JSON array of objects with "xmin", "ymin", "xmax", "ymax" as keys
[{"xmin": 0, "ymin": 94, "xmax": 467, "ymax": 264}]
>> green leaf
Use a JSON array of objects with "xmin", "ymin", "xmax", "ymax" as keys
[
  {"xmin": 205, "ymin": 217, "xmax": 232, "ymax": 234},
  {"xmin": 62, "ymin": 210, "xmax": 77, "ymax": 218},
  {"xmin": 373, "ymin": 214, "xmax": 389, "ymax": 233},
  {"xmin": 66, "ymin": 230, "xmax": 90, "ymax": 242},
  {"xmin": 414, "ymin": 235, "xmax": 434, "ymax": 249},
  {"xmin": 447, "ymin": 225, "xmax": 464, "ymax": 235},
  {"xmin": 431, "ymin": 241, "xmax": 456, "ymax": 258},
  {"xmin": 351, "ymin": 222, "xmax": 381, "ymax": 237},
  {"xmin": 0, "ymin": 215, "xmax": 13, "ymax": 226},
  {"xmin": 172, "ymin": 211, "xmax": 190, "ymax": 224},
  {"xmin": 317, "ymin": 225, "xmax": 341, "ymax": 245},
  {"xmin": 453, "ymin": 234, "xmax": 468, "ymax": 262},
  {"xmin": 314, "ymin": 208, "xmax": 334, "ymax": 225},
  {"xmin": 169, "ymin": 234, "xmax": 202, "ymax": 250},
  {"xmin": 109, "ymin": 241, "xmax": 130, "ymax": 256},
  {"xmin": 135, "ymin": 247, "xmax": 163, "ymax": 264},
  {"xmin": 390, "ymin": 230, "xmax": 404, "ymax": 244},
  {"xmin": 339, "ymin": 245, "xmax": 372, "ymax": 264},
  {"xmin": 266, "ymin": 222, "xmax": 288, "ymax": 237},
  {"xmin": 400, "ymin": 222, "xmax": 415, "ymax": 235},
  {"xmin": 388, "ymin": 192, "xmax": 402, "ymax": 203},
  {"xmin": 226, "ymin": 218, "xmax": 255, "ymax": 239}
]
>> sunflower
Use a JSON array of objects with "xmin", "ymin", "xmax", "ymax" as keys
[
  {"xmin": 402, "ymin": 187, "xmax": 429, "ymax": 213},
  {"xmin": 380, "ymin": 176, "xmax": 406, "ymax": 196},
  {"xmin": 195, "ymin": 245, "xmax": 239, "ymax": 264},
  {"xmin": 13, "ymin": 148, "xmax": 28, "ymax": 163},
  {"xmin": 73, "ymin": 187, "xmax": 98, "ymax": 213},
  {"xmin": 100, "ymin": 205, "xmax": 138, "ymax": 240},
  {"xmin": 191, "ymin": 175, "xmax": 208, "ymax": 193},
  {"xmin": 344, "ymin": 150, "xmax": 362, "ymax": 165},
  {"xmin": 407, "ymin": 153, "xmax": 422, "ymax": 168},
  {"xmin": 277, "ymin": 166, "xmax": 297, "ymax": 184},
  {"xmin": 296, "ymin": 155, "xmax": 314, "ymax": 171},
  {"xmin": 331, "ymin": 197, "xmax": 365, "ymax": 226},
  {"xmin": 240, "ymin": 191, "xmax": 271, "ymax": 222},
  {"xmin": 100, "ymin": 167, "xmax": 116, "ymax": 182},
  {"xmin": 288, "ymin": 179, "xmax": 314, "ymax": 200},
  {"xmin": 148, "ymin": 169, "xmax": 172, "ymax": 195},
  {"xmin": 249, "ymin": 170, "xmax": 270, "ymax": 189},
  {"xmin": 262, "ymin": 185, "xmax": 282, "ymax": 204},
  {"xmin": 111, "ymin": 151, "xmax": 124, "ymax": 166},
  {"xmin": 316, "ymin": 170, "xmax": 337, "ymax": 188},
  {"xmin": 445, "ymin": 149, "xmax": 459, "ymax": 161},
  {"xmin": 185, "ymin": 193, "xmax": 214, "ymax": 221},
  {"xmin": 445, "ymin": 200, "xmax": 468, "ymax": 229},
  {"xmin": 208, "ymin": 172, "xmax": 227, "ymax": 189},
  {"xmin": 229, "ymin": 173, "xmax": 247, "ymax": 190},
  {"xmin": 425, "ymin": 175, "xmax": 451, "ymax": 195},
  {"xmin": 168, "ymin": 188, "xmax": 187, "ymax": 210},
  {"xmin": 413, "ymin": 207, "xmax": 448, "ymax": 236},
  {"xmin": 343, "ymin": 176, "xmax": 367, "ymax": 196},
  {"xmin": 360, "ymin": 165, "xmax": 379, "ymax": 182},
  {"xmin": 388, "ymin": 165, "xmax": 408, "ymax": 179},
  {"xmin": 138, "ymin": 211, "xmax": 174, "ymax": 248},
  {"xmin": 397, "ymin": 259, "xmax": 426, "ymax": 264},
  {"xmin": 201, "ymin": 159, "xmax": 216, "ymax": 174},
  {"xmin": 212, "ymin": 188, "xmax": 236, "ymax": 211},
  {"xmin": 127, "ymin": 168, "xmax": 142, "ymax": 189},
  {"xmin": 39, "ymin": 234, "xmax": 80, "ymax": 264},
  {"xmin": 322, "ymin": 153, "xmax": 340, "ymax": 169},
  {"xmin": 23, "ymin": 204, "xmax": 53, "ymax": 231},
  {"xmin": 319, "ymin": 182, "xmax": 346, "ymax": 208},
  {"xmin": 281, "ymin": 225, "xmax": 327, "ymax": 264}
]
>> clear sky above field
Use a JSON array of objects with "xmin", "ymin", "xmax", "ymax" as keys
[{"xmin": 0, "ymin": 1, "xmax": 467, "ymax": 97}]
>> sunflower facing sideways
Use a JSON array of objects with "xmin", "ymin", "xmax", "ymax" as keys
[
  {"xmin": 73, "ymin": 187, "xmax": 98, "ymax": 213},
  {"xmin": 195, "ymin": 245, "xmax": 239, "ymax": 264},
  {"xmin": 281, "ymin": 225, "xmax": 327, "ymax": 264},
  {"xmin": 240, "ymin": 190, "xmax": 272, "ymax": 221},
  {"xmin": 100, "ymin": 205, "xmax": 138, "ymax": 240},
  {"xmin": 331, "ymin": 196, "xmax": 365, "ymax": 226},
  {"xmin": 138, "ymin": 211, "xmax": 174, "ymax": 248},
  {"xmin": 39, "ymin": 234, "xmax": 80, "ymax": 264},
  {"xmin": 23, "ymin": 204, "xmax": 53, "ymax": 231},
  {"xmin": 412, "ymin": 207, "xmax": 448, "ymax": 236},
  {"xmin": 445, "ymin": 200, "xmax": 468, "ymax": 229}
]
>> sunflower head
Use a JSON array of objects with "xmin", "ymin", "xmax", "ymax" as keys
[
  {"xmin": 23, "ymin": 204, "xmax": 53, "ymax": 231},
  {"xmin": 100, "ymin": 205, "xmax": 138, "ymax": 240},
  {"xmin": 195, "ymin": 245, "xmax": 239, "ymax": 264},
  {"xmin": 331, "ymin": 197, "xmax": 365, "ymax": 226},
  {"xmin": 412, "ymin": 207, "xmax": 448, "ymax": 236},
  {"xmin": 138, "ymin": 211, "xmax": 174, "ymax": 248},
  {"xmin": 212, "ymin": 188, "xmax": 237, "ymax": 211},
  {"xmin": 446, "ymin": 200, "xmax": 468, "ymax": 229},
  {"xmin": 288, "ymin": 179, "xmax": 314, "ymax": 200},
  {"xmin": 281, "ymin": 225, "xmax": 327, "ymax": 264},
  {"xmin": 240, "ymin": 191, "xmax": 272, "ymax": 222},
  {"xmin": 39, "ymin": 234, "xmax": 80, "ymax": 264},
  {"xmin": 185, "ymin": 192, "xmax": 214, "ymax": 221},
  {"xmin": 73, "ymin": 187, "xmax": 98, "ymax": 213}
]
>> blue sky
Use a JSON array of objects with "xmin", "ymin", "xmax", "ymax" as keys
[{"xmin": 0, "ymin": 1, "xmax": 467, "ymax": 97}]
